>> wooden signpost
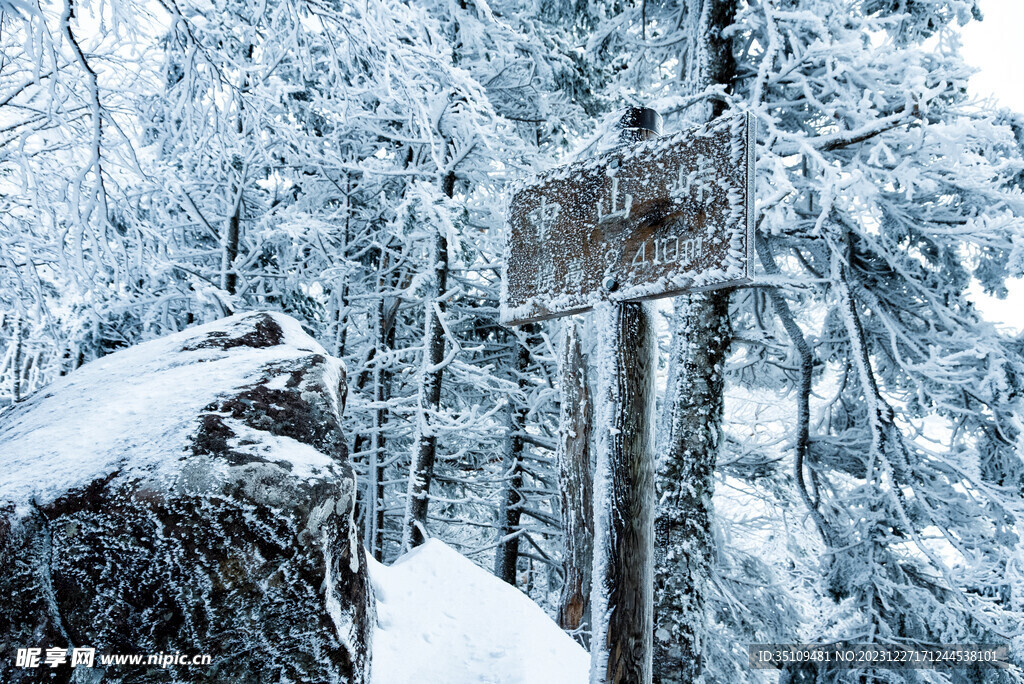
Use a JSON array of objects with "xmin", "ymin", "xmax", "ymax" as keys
[
  {"xmin": 500, "ymin": 111, "xmax": 754, "ymax": 327},
  {"xmin": 500, "ymin": 109, "xmax": 754, "ymax": 684}
]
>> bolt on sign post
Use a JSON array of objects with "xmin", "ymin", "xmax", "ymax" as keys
[{"xmin": 500, "ymin": 108, "xmax": 754, "ymax": 684}]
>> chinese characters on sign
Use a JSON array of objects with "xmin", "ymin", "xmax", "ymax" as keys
[{"xmin": 500, "ymin": 112, "xmax": 755, "ymax": 326}]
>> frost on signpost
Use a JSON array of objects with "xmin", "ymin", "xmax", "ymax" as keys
[
  {"xmin": 499, "ymin": 111, "xmax": 754, "ymax": 327},
  {"xmin": 500, "ymin": 108, "xmax": 754, "ymax": 684}
]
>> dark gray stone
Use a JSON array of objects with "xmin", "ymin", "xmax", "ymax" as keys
[{"xmin": 0, "ymin": 312, "xmax": 371, "ymax": 683}]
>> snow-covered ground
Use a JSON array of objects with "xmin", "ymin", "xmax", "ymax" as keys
[{"xmin": 368, "ymin": 540, "xmax": 589, "ymax": 684}]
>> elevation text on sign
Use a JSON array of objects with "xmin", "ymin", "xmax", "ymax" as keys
[{"xmin": 500, "ymin": 112, "xmax": 755, "ymax": 326}]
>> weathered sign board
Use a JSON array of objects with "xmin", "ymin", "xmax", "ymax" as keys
[{"xmin": 500, "ymin": 112, "xmax": 755, "ymax": 326}]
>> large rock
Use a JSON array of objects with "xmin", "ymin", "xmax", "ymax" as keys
[{"xmin": 0, "ymin": 312, "xmax": 371, "ymax": 683}]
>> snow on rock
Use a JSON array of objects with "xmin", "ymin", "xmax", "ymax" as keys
[
  {"xmin": 368, "ymin": 539, "xmax": 589, "ymax": 684},
  {"xmin": 0, "ymin": 311, "xmax": 341, "ymax": 510},
  {"xmin": 0, "ymin": 312, "xmax": 371, "ymax": 683}
]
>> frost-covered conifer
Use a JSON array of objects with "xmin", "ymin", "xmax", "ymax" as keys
[{"xmin": 590, "ymin": 0, "xmax": 1024, "ymax": 681}]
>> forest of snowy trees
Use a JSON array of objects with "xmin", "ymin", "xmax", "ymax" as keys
[{"xmin": 2, "ymin": 0, "xmax": 1024, "ymax": 682}]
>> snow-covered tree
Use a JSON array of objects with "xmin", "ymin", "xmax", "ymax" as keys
[{"xmin": 589, "ymin": 0, "xmax": 1024, "ymax": 681}]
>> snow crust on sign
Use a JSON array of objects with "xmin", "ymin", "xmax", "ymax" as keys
[
  {"xmin": 0, "ymin": 312, "xmax": 342, "ymax": 513},
  {"xmin": 500, "ymin": 113, "xmax": 754, "ymax": 325},
  {"xmin": 368, "ymin": 540, "xmax": 589, "ymax": 684}
]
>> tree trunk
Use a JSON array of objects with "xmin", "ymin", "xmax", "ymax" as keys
[
  {"xmin": 221, "ymin": 43, "xmax": 252, "ymax": 297},
  {"xmin": 653, "ymin": 2, "xmax": 736, "ymax": 681},
  {"xmin": 365, "ymin": 259, "xmax": 398, "ymax": 561},
  {"xmin": 219, "ymin": 42, "xmax": 250, "ymax": 296},
  {"xmin": 402, "ymin": 169, "xmax": 455, "ymax": 552},
  {"xmin": 494, "ymin": 326, "xmax": 533, "ymax": 584},
  {"xmin": 653, "ymin": 292, "xmax": 729, "ymax": 684},
  {"xmin": 11, "ymin": 314, "xmax": 23, "ymax": 403},
  {"xmin": 402, "ymin": 227, "xmax": 448, "ymax": 551},
  {"xmin": 591, "ymin": 301, "xmax": 656, "ymax": 684},
  {"xmin": 335, "ymin": 173, "xmax": 353, "ymax": 360},
  {"xmin": 222, "ymin": 189, "xmax": 241, "ymax": 295},
  {"xmin": 557, "ymin": 321, "xmax": 594, "ymax": 638}
]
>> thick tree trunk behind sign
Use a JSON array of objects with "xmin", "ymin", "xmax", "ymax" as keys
[
  {"xmin": 654, "ymin": 3, "xmax": 737, "ymax": 681},
  {"xmin": 591, "ymin": 301, "xmax": 656, "ymax": 684},
  {"xmin": 557, "ymin": 321, "xmax": 594, "ymax": 636},
  {"xmin": 654, "ymin": 292, "xmax": 730, "ymax": 683}
]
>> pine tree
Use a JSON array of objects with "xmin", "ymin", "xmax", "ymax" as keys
[{"xmin": 590, "ymin": 0, "xmax": 1024, "ymax": 680}]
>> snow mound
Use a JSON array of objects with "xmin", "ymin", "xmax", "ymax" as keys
[
  {"xmin": 368, "ymin": 540, "xmax": 589, "ymax": 684},
  {"xmin": 0, "ymin": 311, "xmax": 340, "ymax": 512}
]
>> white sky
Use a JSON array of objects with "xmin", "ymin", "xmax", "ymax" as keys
[{"xmin": 959, "ymin": 0, "xmax": 1024, "ymax": 333}]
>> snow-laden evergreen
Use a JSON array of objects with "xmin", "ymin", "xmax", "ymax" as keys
[{"xmin": 594, "ymin": 0, "xmax": 1024, "ymax": 681}]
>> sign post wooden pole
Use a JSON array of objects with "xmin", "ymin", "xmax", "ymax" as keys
[
  {"xmin": 500, "ymin": 107, "xmax": 754, "ymax": 684},
  {"xmin": 592, "ymin": 302, "xmax": 656, "ymax": 683},
  {"xmin": 589, "ymin": 109, "xmax": 659, "ymax": 679},
  {"xmin": 589, "ymin": 110, "xmax": 659, "ymax": 684}
]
